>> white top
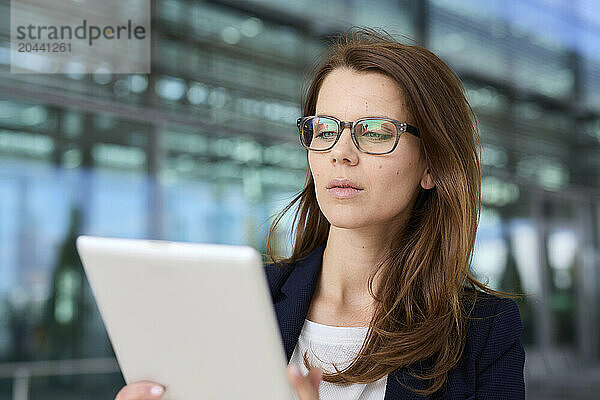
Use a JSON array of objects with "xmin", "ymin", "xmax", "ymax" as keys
[{"xmin": 288, "ymin": 319, "xmax": 387, "ymax": 400}]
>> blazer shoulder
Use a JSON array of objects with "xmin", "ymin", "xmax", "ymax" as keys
[
  {"xmin": 464, "ymin": 290, "xmax": 522, "ymax": 326},
  {"xmin": 462, "ymin": 290, "xmax": 524, "ymax": 369}
]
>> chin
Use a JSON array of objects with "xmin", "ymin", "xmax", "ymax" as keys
[
  {"xmin": 321, "ymin": 209, "xmax": 370, "ymax": 229},
  {"xmin": 327, "ymin": 220, "xmax": 368, "ymax": 230}
]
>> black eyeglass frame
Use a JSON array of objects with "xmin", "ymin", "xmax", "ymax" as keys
[{"xmin": 296, "ymin": 115, "xmax": 421, "ymax": 155}]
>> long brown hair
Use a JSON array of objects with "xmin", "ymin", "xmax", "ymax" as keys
[{"xmin": 265, "ymin": 26, "xmax": 516, "ymax": 396}]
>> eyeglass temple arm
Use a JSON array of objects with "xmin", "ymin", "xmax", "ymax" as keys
[{"xmin": 404, "ymin": 124, "xmax": 420, "ymax": 138}]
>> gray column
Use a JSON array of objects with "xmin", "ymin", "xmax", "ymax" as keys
[{"xmin": 531, "ymin": 191, "xmax": 552, "ymax": 351}]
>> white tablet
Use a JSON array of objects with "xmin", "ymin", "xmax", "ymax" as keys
[{"xmin": 76, "ymin": 235, "xmax": 295, "ymax": 400}]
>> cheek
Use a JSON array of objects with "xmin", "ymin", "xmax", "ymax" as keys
[
  {"xmin": 394, "ymin": 157, "xmax": 418, "ymax": 177},
  {"xmin": 308, "ymin": 154, "xmax": 323, "ymax": 180},
  {"xmin": 373, "ymin": 159, "xmax": 420, "ymax": 193}
]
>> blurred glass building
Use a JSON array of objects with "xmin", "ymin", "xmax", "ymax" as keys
[{"xmin": 0, "ymin": 0, "xmax": 599, "ymax": 399}]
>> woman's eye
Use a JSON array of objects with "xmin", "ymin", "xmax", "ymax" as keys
[
  {"xmin": 317, "ymin": 131, "xmax": 337, "ymax": 138},
  {"xmin": 364, "ymin": 131, "xmax": 392, "ymax": 140}
]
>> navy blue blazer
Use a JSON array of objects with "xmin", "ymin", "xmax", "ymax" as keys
[{"xmin": 264, "ymin": 242, "xmax": 525, "ymax": 399}]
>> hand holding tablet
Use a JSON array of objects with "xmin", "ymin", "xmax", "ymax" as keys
[
  {"xmin": 111, "ymin": 366, "xmax": 323, "ymax": 400},
  {"xmin": 76, "ymin": 236, "xmax": 319, "ymax": 400}
]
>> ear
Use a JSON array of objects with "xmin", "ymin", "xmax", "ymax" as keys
[{"xmin": 420, "ymin": 168, "xmax": 435, "ymax": 190}]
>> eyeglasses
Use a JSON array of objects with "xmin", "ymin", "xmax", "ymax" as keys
[{"xmin": 296, "ymin": 115, "xmax": 420, "ymax": 155}]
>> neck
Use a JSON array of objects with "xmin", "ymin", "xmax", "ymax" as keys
[{"xmin": 315, "ymin": 225, "xmax": 393, "ymax": 313}]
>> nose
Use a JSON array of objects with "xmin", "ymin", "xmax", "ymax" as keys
[{"xmin": 330, "ymin": 126, "xmax": 358, "ymax": 165}]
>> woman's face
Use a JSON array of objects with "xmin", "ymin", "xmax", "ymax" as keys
[{"xmin": 309, "ymin": 67, "xmax": 433, "ymax": 232}]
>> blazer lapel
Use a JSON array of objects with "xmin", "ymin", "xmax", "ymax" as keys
[
  {"xmin": 272, "ymin": 242, "xmax": 430, "ymax": 399},
  {"xmin": 384, "ymin": 368, "xmax": 431, "ymax": 399},
  {"xmin": 273, "ymin": 243, "xmax": 326, "ymax": 361}
]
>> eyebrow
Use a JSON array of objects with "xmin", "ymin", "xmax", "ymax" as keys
[{"xmin": 315, "ymin": 114, "xmax": 398, "ymax": 120}]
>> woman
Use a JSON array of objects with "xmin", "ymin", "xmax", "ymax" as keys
[{"xmin": 116, "ymin": 27, "xmax": 525, "ymax": 400}]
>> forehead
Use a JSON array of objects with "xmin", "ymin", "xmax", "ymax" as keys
[{"xmin": 315, "ymin": 68, "xmax": 406, "ymax": 120}]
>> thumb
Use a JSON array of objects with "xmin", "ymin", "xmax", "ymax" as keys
[
  {"xmin": 286, "ymin": 365, "xmax": 320, "ymax": 400},
  {"xmin": 307, "ymin": 367, "xmax": 322, "ymax": 392}
]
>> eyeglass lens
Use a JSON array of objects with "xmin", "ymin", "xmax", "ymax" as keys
[{"xmin": 300, "ymin": 116, "xmax": 397, "ymax": 153}]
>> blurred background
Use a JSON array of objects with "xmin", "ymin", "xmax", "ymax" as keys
[{"xmin": 0, "ymin": 0, "xmax": 599, "ymax": 399}]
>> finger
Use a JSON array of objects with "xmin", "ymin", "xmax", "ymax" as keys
[
  {"xmin": 287, "ymin": 365, "xmax": 319, "ymax": 400},
  {"xmin": 115, "ymin": 381, "xmax": 166, "ymax": 400},
  {"xmin": 307, "ymin": 368, "xmax": 322, "ymax": 392}
]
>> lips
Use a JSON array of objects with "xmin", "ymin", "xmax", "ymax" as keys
[{"xmin": 327, "ymin": 178, "xmax": 363, "ymax": 190}]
